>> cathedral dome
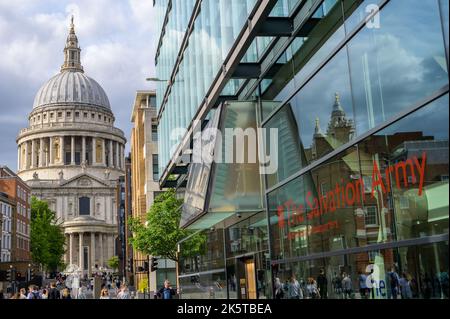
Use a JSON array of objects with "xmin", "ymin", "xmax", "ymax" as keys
[
  {"xmin": 32, "ymin": 16, "xmax": 110, "ymax": 111},
  {"xmin": 32, "ymin": 71, "xmax": 111, "ymax": 110}
]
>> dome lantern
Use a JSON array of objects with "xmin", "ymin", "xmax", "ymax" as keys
[{"xmin": 61, "ymin": 16, "xmax": 84, "ymax": 73}]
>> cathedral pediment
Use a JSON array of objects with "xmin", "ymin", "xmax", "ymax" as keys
[{"xmin": 60, "ymin": 173, "xmax": 110, "ymax": 188}]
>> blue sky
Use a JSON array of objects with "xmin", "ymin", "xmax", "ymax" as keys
[{"xmin": 0, "ymin": 0, "xmax": 157, "ymax": 171}]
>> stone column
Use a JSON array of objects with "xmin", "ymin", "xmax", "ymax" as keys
[
  {"xmin": 64, "ymin": 234, "xmax": 69, "ymax": 265},
  {"xmin": 69, "ymin": 233, "xmax": 73, "ymax": 265},
  {"xmin": 115, "ymin": 142, "xmax": 119, "ymax": 169},
  {"xmin": 82, "ymin": 136, "xmax": 86, "ymax": 164},
  {"xmin": 99, "ymin": 233, "xmax": 104, "ymax": 268},
  {"xmin": 91, "ymin": 233, "xmax": 96, "ymax": 274},
  {"xmin": 31, "ymin": 139, "xmax": 36, "ymax": 168},
  {"xmin": 121, "ymin": 144, "xmax": 125, "ymax": 170},
  {"xmin": 108, "ymin": 234, "xmax": 114, "ymax": 260},
  {"xmin": 92, "ymin": 137, "xmax": 96, "ymax": 165},
  {"xmin": 109, "ymin": 140, "xmax": 114, "ymax": 168},
  {"xmin": 49, "ymin": 137, "xmax": 53, "ymax": 165},
  {"xmin": 79, "ymin": 233, "xmax": 84, "ymax": 273},
  {"xmin": 39, "ymin": 138, "xmax": 45, "ymax": 167},
  {"xmin": 25, "ymin": 141, "xmax": 29, "ymax": 169},
  {"xmin": 71, "ymin": 136, "xmax": 75, "ymax": 165},
  {"xmin": 60, "ymin": 136, "xmax": 65, "ymax": 164},
  {"xmin": 17, "ymin": 145, "xmax": 21, "ymax": 171},
  {"xmin": 102, "ymin": 138, "xmax": 106, "ymax": 166}
]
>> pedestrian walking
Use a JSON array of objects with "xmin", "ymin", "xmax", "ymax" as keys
[
  {"xmin": 388, "ymin": 267, "xmax": 400, "ymax": 299},
  {"xmin": 156, "ymin": 280, "xmax": 177, "ymax": 299},
  {"xmin": 27, "ymin": 285, "xmax": 41, "ymax": 299},
  {"xmin": 117, "ymin": 284, "xmax": 131, "ymax": 299},
  {"xmin": 359, "ymin": 271, "xmax": 369, "ymax": 299},
  {"xmin": 317, "ymin": 269, "xmax": 328, "ymax": 299},
  {"xmin": 48, "ymin": 282, "xmax": 60, "ymax": 299},
  {"xmin": 100, "ymin": 288, "xmax": 111, "ymax": 299},
  {"xmin": 274, "ymin": 277, "xmax": 284, "ymax": 299},
  {"xmin": 19, "ymin": 288, "xmax": 27, "ymax": 299},
  {"xmin": 342, "ymin": 273, "xmax": 353, "ymax": 299},
  {"xmin": 305, "ymin": 277, "xmax": 320, "ymax": 299},
  {"xmin": 61, "ymin": 288, "xmax": 72, "ymax": 299},
  {"xmin": 41, "ymin": 289, "xmax": 49, "ymax": 299},
  {"xmin": 399, "ymin": 273, "xmax": 413, "ymax": 299},
  {"xmin": 332, "ymin": 272, "xmax": 343, "ymax": 298},
  {"xmin": 287, "ymin": 275, "xmax": 303, "ymax": 299}
]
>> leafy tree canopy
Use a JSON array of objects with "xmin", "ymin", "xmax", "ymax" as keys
[
  {"xmin": 128, "ymin": 189, "xmax": 206, "ymax": 262},
  {"xmin": 30, "ymin": 197, "xmax": 66, "ymax": 272}
]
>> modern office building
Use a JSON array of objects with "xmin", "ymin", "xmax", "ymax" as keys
[
  {"xmin": 154, "ymin": 0, "xmax": 449, "ymax": 299},
  {"xmin": 16, "ymin": 18, "xmax": 126, "ymax": 277},
  {"xmin": 130, "ymin": 91, "xmax": 175, "ymax": 294}
]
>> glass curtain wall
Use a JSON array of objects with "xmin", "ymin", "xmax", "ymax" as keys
[{"xmin": 261, "ymin": 0, "xmax": 449, "ymax": 300}]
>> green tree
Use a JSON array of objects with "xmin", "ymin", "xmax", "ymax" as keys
[
  {"xmin": 30, "ymin": 197, "xmax": 66, "ymax": 272},
  {"xmin": 128, "ymin": 189, "xmax": 206, "ymax": 262},
  {"xmin": 108, "ymin": 256, "xmax": 119, "ymax": 271}
]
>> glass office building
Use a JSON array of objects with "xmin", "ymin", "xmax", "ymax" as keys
[{"xmin": 154, "ymin": 0, "xmax": 449, "ymax": 299}]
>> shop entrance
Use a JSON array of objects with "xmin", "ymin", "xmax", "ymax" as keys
[{"xmin": 236, "ymin": 256, "xmax": 257, "ymax": 299}]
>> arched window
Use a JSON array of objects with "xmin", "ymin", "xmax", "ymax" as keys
[{"xmin": 79, "ymin": 197, "xmax": 90, "ymax": 216}]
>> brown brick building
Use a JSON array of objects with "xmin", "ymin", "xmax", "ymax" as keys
[{"xmin": 0, "ymin": 166, "xmax": 32, "ymax": 273}]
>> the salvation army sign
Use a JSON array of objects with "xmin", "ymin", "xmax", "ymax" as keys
[{"xmin": 277, "ymin": 152, "xmax": 427, "ymax": 239}]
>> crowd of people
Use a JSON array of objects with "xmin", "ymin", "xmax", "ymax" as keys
[
  {"xmin": 0, "ymin": 272, "xmax": 135, "ymax": 300},
  {"xmin": 0, "ymin": 272, "xmax": 179, "ymax": 300},
  {"xmin": 0, "ymin": 282, "xmax": 133, "ymax": 300},
  {"xmin": 274, "ymin": 267, "xmax": 449, "ymax": 300}
]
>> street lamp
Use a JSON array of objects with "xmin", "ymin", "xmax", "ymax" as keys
[
  {"xmin": 26, "ymin": 264, "xmax": 31, "ymax": 288},
  {"xmin": 146, "ymin": 77, "xmax": 168, "ymax": 82}
]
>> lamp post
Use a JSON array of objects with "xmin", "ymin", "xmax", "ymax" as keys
[
  {"xmin": 9, "ymin": 264, "xmax": 16, "ymax": 294},
  {"xmin": 146, "ymin": 78, "xmax": 169, "ymax": 83},
  {"xmin": 27, "ymin": 263, "xmax": 31, "ymax": 288}
]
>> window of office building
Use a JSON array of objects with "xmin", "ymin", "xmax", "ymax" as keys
[
  {"xmin": 152, "ymin": 125, "xmax": 158, "ymax": 142},
  {"xmin": 152, "ymin": 155, "xmax": 159, "ymax": 181}
]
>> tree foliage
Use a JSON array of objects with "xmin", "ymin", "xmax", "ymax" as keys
[
  {"xmin": 108, "ymin": 256, "xmax": 119, "ymax": 271},
  {"xmin": 128, "ymin": 189, "xmax": 206, "ymax": 262},
  {"xmin": 30, "ymin": 197, "xmax": 66, "ymax": 272}
]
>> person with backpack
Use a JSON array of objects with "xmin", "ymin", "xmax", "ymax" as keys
[
  {"xmin": 157, "ymin": 280, "xmax": 177, "ymax": 299},
  {"xmin": 27, "ymin": 285, "xmax": 41, "ymax": 299},
  {"xmin": 388, "ymin": 267, "xmax": 400, "ymax": 299}
]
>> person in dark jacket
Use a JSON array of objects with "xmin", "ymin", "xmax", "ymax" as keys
[
  {"xmin": 48, "ymin": 282, "xmax": 61, "ymax": 299},
  {"xmin": 317, "ymin": 269, "xmax": 328, "ymax": 299},
  {"xmin": 157, "ymin": 280, "xmax": 176, "ymax": 299}
]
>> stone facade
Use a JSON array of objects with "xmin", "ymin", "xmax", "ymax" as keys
[{"xmin": 16, "ymin": 18, "xmax": 125, "ymax": 276}]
